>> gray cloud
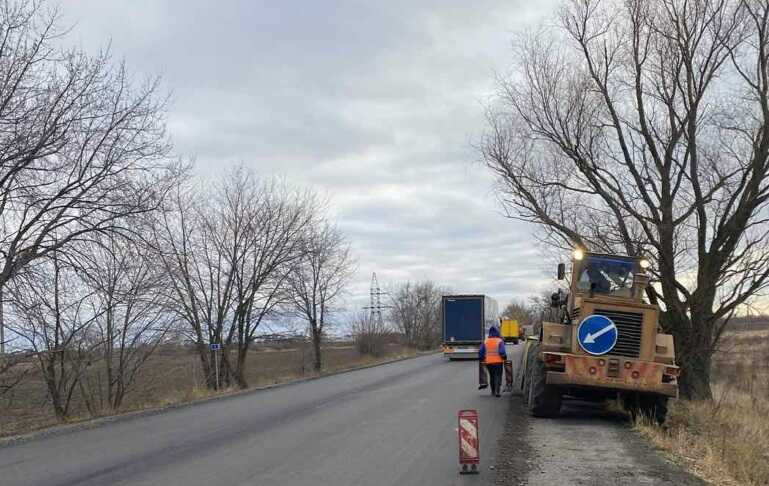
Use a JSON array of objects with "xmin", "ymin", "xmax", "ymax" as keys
[{"xmin": 63, "ymin": 0, "xmax": 560, "ymax": 313}]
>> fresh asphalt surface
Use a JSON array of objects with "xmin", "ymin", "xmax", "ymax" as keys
[
  {"xmin": 1, "ymin": 345, "xmax": 705, "ymax": 486},
  {"xmin": 0, "ymin": 353, "xmax": 509, "ymax": 486}
]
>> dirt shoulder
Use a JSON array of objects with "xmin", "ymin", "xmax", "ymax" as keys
[
  {"xmin": 494, "ymin": 394, "xmax": 534, "ymax": 485},
  {"xmin": 495, "ymin": 396, "xmax": 706, "ymax": 486},
  {"xmin": 635, "ymin": 329, "xmax": 769, "ymax": 486}
]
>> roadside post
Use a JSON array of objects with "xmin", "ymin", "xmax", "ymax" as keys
[
  {"xmin": 457, "ymin": 409, "xmax": 479, "ymax": 474},
  {"xmin": 210, "ymin": 343, "xmax": 221, "ymax": 389}
]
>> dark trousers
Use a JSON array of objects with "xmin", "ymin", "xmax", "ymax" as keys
[{"xmin": 487, "ymin": 363, "xmax": 503, "ymax": 395}]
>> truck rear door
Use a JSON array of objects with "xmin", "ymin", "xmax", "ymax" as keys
[{"xmin": 444, "ymin": 297, "xmax": 483, "ymax": 342}]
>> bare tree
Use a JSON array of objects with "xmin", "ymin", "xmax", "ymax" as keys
[
  {"xmin": 155, "ymin": 168, "xmax": 315, "ymax": 388},
  {"xmin": 153, "ymin": 180, "xmax": 223, "ymax": 388},
  {"xmin": 350, "ymin": 310, "xmax": 389, "ymax": 357},
  {"xmin": 7, "ymin": 254, "xmax": 103, "ymax": 420},
  {"xmin": 0, "ymin": 0, "xmax": 174, "ymax": 355},
  {"xmin": 221, "ymin": 171, "xmax": 314, "ymax": 388},
  {"xmin": 500, "ymin": 299, "xmax": 536, "ymax": 328},
  {"xmin": 287, "ymin": 222, "xmax": 356, "ymax": 372},
  {"xmin": 481, "ymin": 0, "xmax": 769, "ymax": 398},
  {"xmin": 389, "ymin": 281, "xmax": 443, "ymax": 350},
  {"xmin": 0, "ymin": 351, "xmax": 29, "ymax": 398},
  {"xmin": 0, "ymin": 0, "xmax": 173, "ymax": 288},
  {"xmin": 76, "ymin": 233, "xmax": 175, "ymax": 411}
]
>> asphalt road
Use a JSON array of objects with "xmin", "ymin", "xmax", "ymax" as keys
[
  {"xmin": 0, "ymin": 353, "xmax": 509, "ymax": 486},
  {"xmin": 1, "ymin": 345, "xmax": 705, "ymax": 486}
]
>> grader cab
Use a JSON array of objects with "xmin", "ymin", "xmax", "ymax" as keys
[{"xmin": 521, "ymin": 250, "xmax": 679, "ymax": 423}]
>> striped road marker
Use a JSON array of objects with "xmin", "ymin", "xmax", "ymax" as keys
[{"xmin": 457, "ymin": 409, "xmax": 479, "ymax": 474}]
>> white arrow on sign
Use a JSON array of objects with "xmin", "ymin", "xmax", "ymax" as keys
[{"xmin": 584, "ymin": 323, "xmax": 616, "ymax": 344}]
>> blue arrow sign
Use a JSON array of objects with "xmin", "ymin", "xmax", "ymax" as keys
[
  {"xmin": 577, "ymin": 315, "xmax": 617, "ymax": 355},
  {"xmin": 210, "ymin": 343, "xmax": 221, "ymax": 351}
]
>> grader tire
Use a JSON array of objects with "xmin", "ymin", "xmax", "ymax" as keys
[
  {"xmin": 526, "ymin": 343, "xmax": 561, "ymax": 417},
  {"xmin": 521, "ymin": 341, "xmax": 538, "ymax": 405}
]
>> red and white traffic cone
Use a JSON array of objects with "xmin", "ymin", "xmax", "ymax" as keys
[{"xmin": 457, "ymin": 409, "xmax": 479, "ymax": 474}]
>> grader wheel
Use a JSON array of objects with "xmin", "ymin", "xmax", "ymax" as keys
[{"xmin": 526, "ymin": 342, "xmax": 562, "ymax": 417}]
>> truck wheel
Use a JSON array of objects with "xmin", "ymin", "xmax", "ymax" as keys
[{"xmin": 526, "ymin": 343, "xmax": 561, "ymax": 417}]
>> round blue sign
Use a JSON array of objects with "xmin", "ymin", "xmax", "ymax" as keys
[{"xmin": 577, "ymin": 314, "xmax": 618, "ymax": 355}]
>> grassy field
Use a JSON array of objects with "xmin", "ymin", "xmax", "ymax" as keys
[
  {"xmin": 636, "ymin": 329, "xmax": 769, "ymax": 486},
  {"xmin": 0, "ymin": 342, "xmax": 416, "ymax": 438}
]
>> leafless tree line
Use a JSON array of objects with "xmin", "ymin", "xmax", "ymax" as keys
[
  {"xmin": 481, "ymin": 0, "xmax": 769, "ymax": 399},
  {"xmin": 349, "ymin": 280, "xmax": 445, "ymax": 356},
  {"xmin": 6, "ymin": 236, "xmax": 173, "ymax": 418},
  {"xmin": 0, "ymin": 0, "xmax": 175, "ymax": 420},
  {"xmin": 501, "ymin": 294, "xmax": 564, "ymax": 333},
  {"xmin": 155, "ymin": 168, "xmax": 355, "ymax": 388},
  {"xmin": 388, "ymin": 280, "xmax": 445, "ymax": 350},
  {"xmin": 350, "ymin": 310, "xmax": 390, "ymax": 357},
  {"xmin": 500, "ymin": 299, "xmax": 538, "ymax": 328},
  {"xmin": 0, "ymin": 0, "xmax": 356, "ymax": 422}
]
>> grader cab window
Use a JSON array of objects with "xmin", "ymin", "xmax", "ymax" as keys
[{"xmin": 577, "ymin": 256, "xmax": 635, "ymax": 297}]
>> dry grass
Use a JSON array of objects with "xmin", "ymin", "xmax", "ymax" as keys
[
  {"xmin": 0, "ymin": 342, "xmax": 416, "ymax": 438},
  {"xmin": 635, "ymin": 329, "xmax": 769, "ymax": 486}
]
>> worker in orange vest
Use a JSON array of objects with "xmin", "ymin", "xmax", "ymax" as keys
[{"xmin": 479, "ymin": 326, "xmax": 507, "ymax": 397}]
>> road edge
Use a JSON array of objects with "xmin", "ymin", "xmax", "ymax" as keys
[
  {"xmin": 0, "ymin": 349, "xmax": 440, "ymax": 448},
  {"xmin": 494, "ymin": 394, "xmax": 534, "ymax": 485}
]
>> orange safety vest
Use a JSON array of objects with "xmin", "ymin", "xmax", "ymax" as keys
[{"xmin": 483, "ymin": 337, "xmax": 504, "ymax": 364}]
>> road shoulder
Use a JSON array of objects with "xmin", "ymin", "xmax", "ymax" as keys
[
  {"xmin": 494, "ymin": 395, "xmax": 534, "ymax": 485},
  {"xmin": 494, "ymin": 397, "xmax": 707, "ymax": 486}
]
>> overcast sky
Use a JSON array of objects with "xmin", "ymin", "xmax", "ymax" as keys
[{"xmin": 62, "ymin": 0, "xmax": 561, "ymax": 314}]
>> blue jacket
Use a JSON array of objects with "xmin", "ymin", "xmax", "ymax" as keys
[{"xmin": 478, "ymin": 326, "xmax": 506, "ymax": 363}]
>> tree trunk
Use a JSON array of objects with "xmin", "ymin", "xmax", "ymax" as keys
[
  {"xmin": 105, "ymin": 346, "xmax": 113, "ymax": 408},
  {"xmin": 113, "ymin": 381, "xmax": 126, "ymax": 411},
  {"xmin": 44, "ymin": 358, "xmax": 67, "ymax": 421},
  {"xmin": 664, "ymin": 311, "xmax": 713, "ymax": 400},
  {"xmin": 0, "ymin": 286, "xmax": 5, "ymax": 356},
  {"xmin": 678, "ymin": 348, "xmax": 712, "ymax": 400},
  {"xmin": 235, "ymin": 346, "xmax": 248, "ymax": 389},
  {"xmin": 312, "ymin": 330, "xmax": 322, "ymax": 372},
  {"xmin": 219, "ymin": 346, "xmax": 233, "ymax": 388},
  {"xmin": 197, "ymin": 342, "xmax": 215, "ymax": 389}
]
